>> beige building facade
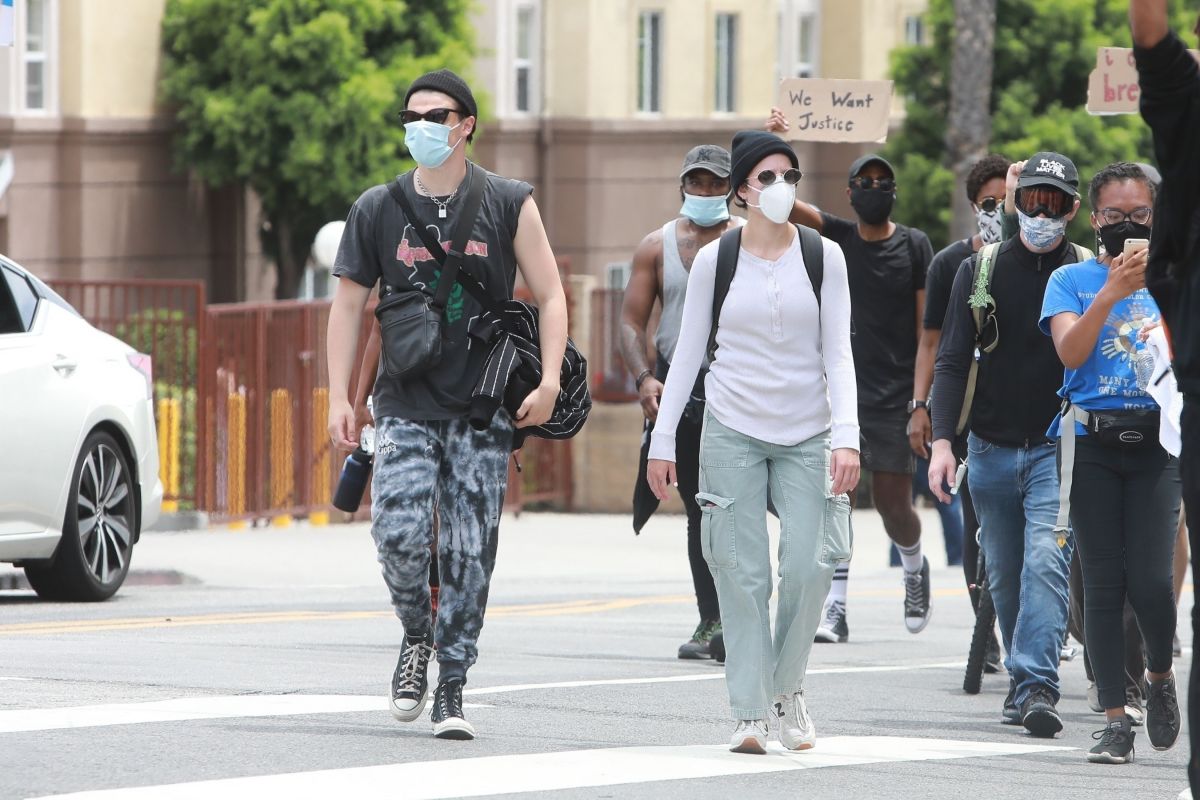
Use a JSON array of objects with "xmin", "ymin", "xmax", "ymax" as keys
[{"xmin": 0, "ymin": 0, "xmax": 259, "ymax": 300}]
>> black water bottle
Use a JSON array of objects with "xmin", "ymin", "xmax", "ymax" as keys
[{"xmin": 333, "ymin": 424, "xmax": 374, "ymax": 512}]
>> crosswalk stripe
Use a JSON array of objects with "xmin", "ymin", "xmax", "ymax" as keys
[{"xmin": 30, "ymin": 736, "xmax": 1073, "ymax": 799}]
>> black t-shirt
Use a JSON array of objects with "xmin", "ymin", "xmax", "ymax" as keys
[
  {"xmin": 820, "ymin": 212, "xmax": 933, "ymax": 411},
  {"xmin": 333, "ymin": 164, "xmax": 533, "ymax": 420},
  {"xmin": 923, "ymin": 238, "xmax": 974, "ymax": 330}
]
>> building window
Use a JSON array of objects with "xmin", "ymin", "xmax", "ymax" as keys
[
  {"xmin": 714, "ymin": 13, "xmax": 737, "ymax": 113},
  {"xmin": 905, "ymin": 15, "xmax": 925, "ymax": 46},
  {"xmin": 514, "ymin": 4, "xmax": 536, "ymax": 113},
  {"xmin": 795, "ymin": 12, "xmax": 817, "ymax": 77},
  {"xmin": 637, "ymin": 10, "xmax": 661, "ymax": 113},
  {"xmin": 22, "ymin": 0, "xmax": 50, "ymax": 112}
]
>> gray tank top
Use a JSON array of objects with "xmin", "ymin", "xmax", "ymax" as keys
[
  {"xmin": 654, "ymin": 220, "xmax": 687, "ymax": 363},
  {"xmin": 654, "ymin": 217, "xmax": 744, "ymax": 363}
]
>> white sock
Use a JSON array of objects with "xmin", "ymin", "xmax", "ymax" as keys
[
  {"xmin": 827, "ymin": 565, "xmax": 849, "ymax": 604},
  {"xmin": 898, "ymin": 541, "xmax": 923, "ymax": 574}
]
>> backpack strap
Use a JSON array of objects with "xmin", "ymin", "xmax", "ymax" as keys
[
  {"xmin": 706, "ymin": 227, "xmax": 743, "ymax": 362},
  {"xmin": 955, "ymin": 242, "xmax": 1001, "ymax": 436},
  {"xmin": 797, "ymin": 224, "xmax": 823, "ymax": 310},
  {"xmin": 1071, "ymin": 243, "xmax": 1095, "ymax": 263}
]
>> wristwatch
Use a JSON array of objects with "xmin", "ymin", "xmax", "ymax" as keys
[
  {"xmin": 906, "ymin": 399, "xmax": 928, "ymax": 414},
  {"xmin": 635, "ymin": 368, "xmax": 654, "ymax": 390}
]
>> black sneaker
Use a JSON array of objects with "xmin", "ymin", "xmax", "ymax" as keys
[
  {"xmin": 903, "ymin": 556, "xmax": 932, "ymax": 633},
  {"xmin": 710, "ymin": 631, "xmax": 726, "ymax": 665},
  {"xmin": 814, "ymin": 600, "xmax": 849, "ymax": 643},
  {"xmin": 1020, "ymin": 687, "xmax": 1063, "ymax": 738},
  {"xmin": 678, "ymin": 619, "xmax": 721, "ymax": 660},
  {"xmin": 390, "ymin": 629, "xmax": 434, "ymax": 722},
  {"xmin": 984, "ymin": 630, "xmax": 1003, "ymax": 674},
  {"xmin": 1002, "ymin": 679, "xmax": 1021, "ymax": 725},
  {"xmin": 431, "ymin": 677, "xmax": 475, "ymax": 740},
  {"xmin": 1146, "ymin": 673, "xmax": 1181, "ymax": 751},
  {"xmin": 1088, "ymin": 717, "xmax": 1135, "ymax": 764}
]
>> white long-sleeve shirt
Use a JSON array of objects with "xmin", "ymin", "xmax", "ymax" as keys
[{"xmin": 648, "ymin": 229, "xmax": 859, "ymax": 462}]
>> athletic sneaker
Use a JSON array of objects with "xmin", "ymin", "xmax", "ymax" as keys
[
  {"xmin": 984, "ymin": 630, "xmax": 1003, "ymax": 674},
  {"xmin": 1002, "ymin": 680, "xmax": 1021, "ymax": 725},
  {"xmin": 1020, "ymin": 687, "xmax": 1063, "ymax": 738},
  {"xmin": 729, "ymin": 719, "xmax": 768, "ymax": 754},
  {"xmin": 390, "ymin": 629, "xmax": 435, "ymax": 722},
  {"xmin": 903, "ymin": 556, "xmax": 932, "ymax": 633},
  {"xmin": 1125, "ymin": 700, "xmax": 1145, "ymax": 727},
  {"xmin": 1088, "ymin": 716, "xmax": 1135, "ymax": 764},
  {"xmin": 814, "ymin": 600, "xmax": 848, "ymax": 643},
  {"xmin": 430, "ymin": 677, "xmax": 475, "ymax": 740},
  {"xmin": 773, "ymin": 691, "xmax": 816, "ymax": 751},
  {"xmin": 1146, "ymin": 672, "xmax": 1181, "ymax": 751},
  {"xmin": 1087, "ymin": 682, "xmax": 1104, "ymax": 714},
  {"xmin": 678, "ymin": 619, "xmax": 721, "ymax": 660}
]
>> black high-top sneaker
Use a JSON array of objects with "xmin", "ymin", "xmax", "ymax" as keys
[
  {"xmin": 431, "ymin": 677, "xmax": 475, "ymax": 740},
  {"xmin": 390, "ymin": 629, "xmax": 434, "ymax": 722}
]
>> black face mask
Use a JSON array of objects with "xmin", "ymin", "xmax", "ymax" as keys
[
  {"xmin": 850, "ymin": 188, "xmax": 895, "ymax": 225},
  {"xmin": 1098, "ymin": 221, "xmax": 1152, "ymax": 259}
]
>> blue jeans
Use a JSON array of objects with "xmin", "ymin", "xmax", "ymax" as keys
[{"xmin": 967, "ymin": 434, "xmax": 1072, "ymax": 706}]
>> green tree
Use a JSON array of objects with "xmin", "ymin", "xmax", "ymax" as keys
[
  {"xmin": 160, "ymin": 0, "xmax": 475, "ymax": 299},
  {"xmin": 886, "ymin": 0, "xmax": 1196, "ymax": 251}
]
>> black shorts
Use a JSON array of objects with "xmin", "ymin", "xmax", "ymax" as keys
[{"xmin": 859, "ymin": 407, "xmax": 914, "ymax": 475}]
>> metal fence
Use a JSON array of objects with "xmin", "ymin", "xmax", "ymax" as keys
[
  {"xmin": 53, "ymin": 279, "xmax": 574, "ymax": 524},
  {"xmin": 589, "ymin": 288, "xmax": 638, "ymax": 403}
]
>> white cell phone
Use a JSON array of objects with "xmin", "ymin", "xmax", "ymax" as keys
[
  {"xmin": 951, "ymin": 461, "xmax": 967, "ymax": 496},
  {"xmin": 1123, "ymin": 238, "xmax": 1149, "ymax": 257}
]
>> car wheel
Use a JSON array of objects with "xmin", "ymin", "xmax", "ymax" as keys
[{"xmin": 25, "ymin": 431, "xmax": 137, "ymax": 601}]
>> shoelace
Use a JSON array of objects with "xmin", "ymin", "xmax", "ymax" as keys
[
  {"xmin": 1149, "ymin": 681, "xmax": 1178, "ymax": 724},
  {"xmin": 904, "ymin": 571, "xmax": 924, "ymax": 613},
  {"xmin": 822, "ymin": 601, "xmax": 844, "ymax": 627},
  {"xmin": 395, "ymin": 640, "xmax": 431, "ymax": 693},
  {"xmin": 437, "ymin": 681, "xmax": 464, "ymax": 718},
  {"xmin": 1092, "ymin": 723, "xmax": 1131, "ymax": 747}
]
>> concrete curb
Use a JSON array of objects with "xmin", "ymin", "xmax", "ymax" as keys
[{"xmin": 146, "ymin": 511, "xmax": 211, "ymax": 533}]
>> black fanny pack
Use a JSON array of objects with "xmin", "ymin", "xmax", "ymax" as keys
[
  {"xmin": 376, "ymin": 165, "xmax": 485, "ymax": 379},
  {"xmin": 1088, "ymin": 408, "xmax": 1160, "ymax": 447}
]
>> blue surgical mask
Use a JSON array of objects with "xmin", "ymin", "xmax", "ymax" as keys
[
  {"xmin": 1017, "ymin": 209, "xmax": 1067, "ymax": 249},
  {"xmin": 404, "ymin": 120, "xmax": 462, "ymax": 168},
  {"xmin": 680, "ymin": 193, "xmax": 730, "ymax": 227}
]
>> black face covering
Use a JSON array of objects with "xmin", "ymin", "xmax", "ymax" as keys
[
  {"xmin": 1098, "ymin": 221, "xmax": 1152, "ymax": 258},
  {"xmin": 850, "ymin": 188, "xmax": 895, "ymax": 225}
]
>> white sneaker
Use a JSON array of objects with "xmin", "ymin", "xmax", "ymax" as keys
[
  {"xmin": 729, "ymin": 719, "xmax": 768, "ymax": 754},
  {"xmin": 1125, "ymin": 703, "xmax": 1145, "ymax": 727},
  {"xmin": 773, "ymin": 691, "xmax": 817, "ymax": 750},
  {"xmin": 1087, "ymin": 682, "xmax": 1103, "ymax": 713},
  {"xmin": 1178, "ymin": 789, "xmax": 1192, "ymax": 800}
]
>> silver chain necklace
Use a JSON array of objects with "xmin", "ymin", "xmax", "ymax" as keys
[{"xmin": 414, "ymin": 170, "xmax": 458, "ymax": 219}]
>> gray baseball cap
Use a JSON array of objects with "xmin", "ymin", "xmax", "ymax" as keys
[{"xmin": 680, "ymin": 145, "xmax": 732, "ymax": 179}]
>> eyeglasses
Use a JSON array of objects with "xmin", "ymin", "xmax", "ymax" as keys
[
  {"xmin": 1015, "ymin": 187, "xmax": 1072, "ymax": 219},
  {"xmin": 399, "ymin": 107, "xmax": 462, "ymax": 125},
  {"xmin": 850, "ymin": 176, "xmax": 896, "ymax": 192},
  {"xmin": 975, "ymin": 196, "xmax": 1005, "ymax": 213},
  {"xmin": 1096, "ymin": 207, "xmax": 1153, "ymax": 226},
  {"xmin": 756, "ymin": 168, "xmax": 803, "ymax": 186}
]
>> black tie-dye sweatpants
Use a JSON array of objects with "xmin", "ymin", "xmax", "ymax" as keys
[{"xmin": 370, "ymin": 414, "xmax": 513, "ymax": 681}]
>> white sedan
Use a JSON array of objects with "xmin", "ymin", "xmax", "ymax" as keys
[{"xmin": 0, "ymin": 256, "xmax": 162, "ymax": 600}]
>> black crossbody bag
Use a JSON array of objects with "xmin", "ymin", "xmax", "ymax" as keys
[{"xmin": 376, "ymin": 164, "xmax": 486, "ymax": 379}]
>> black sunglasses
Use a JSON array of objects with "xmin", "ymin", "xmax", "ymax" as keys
[
  {"xmin": 756, "ymin": 168, "xmax": 802, "ymax": 186},
  {"xmin": 976, "ymin": 196, "xmax": 1004, "ymax": 213},
  {"xmin": 850, "ymin": 176, "xmax": 896, "ymax": 192},
  {"xmin": 399, "ymin": 107, "xmax": 463, "ymax": 125}
]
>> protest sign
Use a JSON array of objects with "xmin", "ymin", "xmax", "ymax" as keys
[
  {"xmin": 776, "ymin": 78, "xmax": 893, "ymax": 143},
  {"xmin": 1088, "ymin": 46, "xmax": 1200, "ymax": 114}
]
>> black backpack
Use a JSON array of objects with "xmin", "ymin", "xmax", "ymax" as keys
[{"xmin": 706, "ymin": 224, "xmax": 825, "ymax": 361}]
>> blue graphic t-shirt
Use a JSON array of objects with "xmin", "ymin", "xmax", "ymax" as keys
[{"xmin": 1038, "ymin": 257, "xmax": 1161, "ymax": 437}]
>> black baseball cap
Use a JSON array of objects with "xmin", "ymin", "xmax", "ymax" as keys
[
  {"xmin": 680, "ymin": 145, "xmax": 731, "ymax": 179},
  {"xmin": 1017, "ymin": 152, "xmax": 1079, "ymax": 196},
  {"xmin": 848, "ymin": 153, "xmax": 895, "ymax": 182}
]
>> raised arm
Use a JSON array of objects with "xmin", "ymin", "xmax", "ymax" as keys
[
  {"xmin": 1130, "ymin": 0, "xmax": 1171, "ymax": 49},
  {"xmin": 514, "ymin": 195, "xmax": 569, "ymax": 429},
  {"xmin": 619, "ymin": 230, "xmax": 665, "ymax": 420}
]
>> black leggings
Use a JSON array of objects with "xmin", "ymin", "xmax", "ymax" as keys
[
  {"xmin": 676, "ymin": 408, "xmax": 720, "ymax": 622},
  {"xmin": 1069, "ymin": 435, "xmax": 1181, "ymax": 710}
]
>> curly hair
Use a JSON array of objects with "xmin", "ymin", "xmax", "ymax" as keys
[
  {"xmin": 965, "ymin": 154, "xmax": 1011, "ymax": 204},
  {"xmin": 1088, "ymin": 162, "xmax": 1157, "ymax": 210}
]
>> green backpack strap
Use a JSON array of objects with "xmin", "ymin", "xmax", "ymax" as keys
[{"xmin": 956, "ymin": 242, "xmax": 1001, "ymax": 436}]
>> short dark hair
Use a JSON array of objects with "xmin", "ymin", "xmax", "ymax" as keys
[
  {"xmin": 965, "ymin": 154, "xmax": 1011, "ymax": 204},
  {"xmin": 1088, "ymin": 162, "xmax": 1157, "ymax": 210}
]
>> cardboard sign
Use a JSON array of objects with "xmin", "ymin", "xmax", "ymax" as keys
[
  {"xmin": 0, "ymin": 0, "xmax": 13, "ymax": 48},
  {"xmin": 776, "ymin": 78, "xmax": 894, "ymax": 143},
  {"xmin": 1088, "ymin": 45, "xmax": 1200, "ymax": 114}
]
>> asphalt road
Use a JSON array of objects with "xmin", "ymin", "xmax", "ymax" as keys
[{"xmin": 0, "ymin": 508, "xmax": 1191, "ymax": 800}]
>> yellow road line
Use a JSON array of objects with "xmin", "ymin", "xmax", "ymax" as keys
[{"xmin": 0, "ymin": 595, "xmax": 694, "ymax": 637}]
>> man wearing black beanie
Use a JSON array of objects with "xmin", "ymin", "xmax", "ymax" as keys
[
  {"xmin": 765, "ymin": 108, "xmax": 934, "ymax": 644},
  {"xmin": 326, "ymin": 68, "xmax": 568, "ymax": 742}
]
